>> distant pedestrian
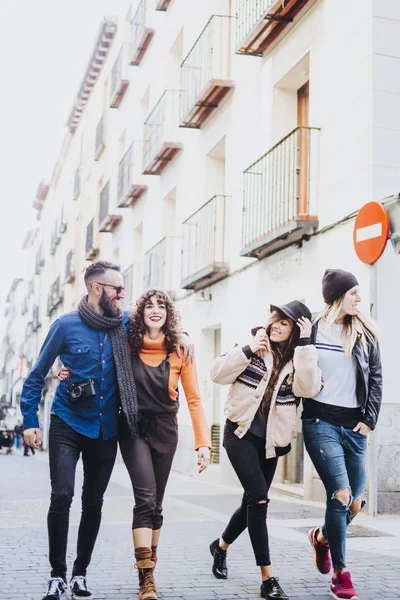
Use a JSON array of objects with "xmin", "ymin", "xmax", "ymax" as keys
[
  {"xmin": 304, "ymin": 269, "xmax": 382, "ymax": 600},
  {"xmin": 209, "ymin": 301, "xmax": 322, "ymax": 600},
  {"xmin": 14, "ymin": 420, "xmax": 23, "ymax": 449}
]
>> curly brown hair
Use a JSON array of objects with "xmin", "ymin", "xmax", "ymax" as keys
[{"xmin": 129, "ymin": 289, "xmax": 181, "ymax": 354}]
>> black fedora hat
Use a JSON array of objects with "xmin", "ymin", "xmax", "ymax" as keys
[{"xmin": 270, "ymin": 300, "xmax": 311, "ymax": 323}]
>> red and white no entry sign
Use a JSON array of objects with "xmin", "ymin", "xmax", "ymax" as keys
[{"xmin": 353, "ymin": 201, "xmax": 390, "ymax": 264}]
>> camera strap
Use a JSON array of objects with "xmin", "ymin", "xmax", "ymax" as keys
[{"xmin": 92, "ymin": 333, "xmax": 109, "ymax": 380}]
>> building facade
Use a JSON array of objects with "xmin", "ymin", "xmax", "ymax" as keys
[{"xmin": 1, "ymin": 0, "xmax": 400, "ymax": 513}]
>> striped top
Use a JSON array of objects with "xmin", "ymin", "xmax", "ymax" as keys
[{"xmin": 313, "ymin": 322, "xmax": 359, "ymax": 408}]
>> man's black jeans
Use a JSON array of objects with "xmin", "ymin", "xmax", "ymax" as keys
[{"xmin": 48, "ymin": 414, "xmax": 117, "ymax": 579}]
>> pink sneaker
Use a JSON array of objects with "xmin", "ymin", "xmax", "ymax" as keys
[
  {"xmin": 330, "ymin": 571, "xmax": 359, "ymax": 600},
  {"xmin": 308, "ymin": 527, "xmax": 331, "ymax": 574}
]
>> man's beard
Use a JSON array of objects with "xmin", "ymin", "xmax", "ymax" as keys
[{"xmin": 99, "ymin": 290, "xmax": 122, "ymax": 317}]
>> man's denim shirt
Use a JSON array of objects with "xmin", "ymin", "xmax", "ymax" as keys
[{"xmin": 20, "ymin": 310, "xmax": 130, "ymax": 440}]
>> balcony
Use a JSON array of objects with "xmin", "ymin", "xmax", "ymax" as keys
[
  {"xmin": 130, "ymin": 0, "xmax": 155, "ymax": 66},
  {"xmin": 65, "ymin": 251, "xmax": 75, "ymax": 284},
  {"xmin": 95, "ymin": 116, "xmax": 105, "ymax": 160},
  {"xmin": 144, "ymin": 236, "xmax": 179, "ymax": 297},
  {"xmin": 73, "ymin": 165, "xmax": 81, "ymax": 200},
  {"xmin": 32, "ymin": 306, "xmax": 41, "ymax": 332},
  {"xmin": 35, "ymin": 247, "xmax": 44, "ymax": 275},
  {"xmin": 109, "ymin": 44, "xmax": 130, "ymax": 108},
  {"xmin": 47, "ymin": 277, "xmax": 63, "ymax": 316},
  {"xmin": 180, "ymin": 16, "xmax": 234, "ymax": 129},
  {"xmin": 118, "ymin": 143, "xmax": 147, "ymax": 207},
  {"xmin": 241, "ymin": 126, "xmax": 319, "ymax": 259},
  {"xmin": 143, "ymin": 90, "xmax": 182, "ymax": 175},
  {"xmin": 85, "ymin": 219, "xmax": 99, "ymax": 261},
  {"xmin": 236, "ymin": 0, "xmax": 314, "ymax": 56},
  {"xmin": 98, "ymin": 181, "xmax": 122, "ymax": 232},
  {"xmin": 181, "ymin": 195, "xmax": 229, "ymax": 290},
  {"xmin": 156, "ymin": 0, "xmax": 172, "ymax": 10},
  {"xmin": 122, "ymin": 263, "xmax": 144, "ymax": 310}
]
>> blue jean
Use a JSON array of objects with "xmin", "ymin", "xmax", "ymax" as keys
[
  {"xmin": 302, "ymin": 418, "xmax": 367, "ymax": 569},
  {"xmin": 15, "ymin": 434, "xmax": 22, "ymax": 449}
]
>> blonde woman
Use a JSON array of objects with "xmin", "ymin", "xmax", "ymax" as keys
[
  {"xmin": 210, "ymin": 301, "xmax": 322, "ymax": 600},
  {"xmin": 304, "ymin": 269, "xmax": 382, "ymax": 600}
]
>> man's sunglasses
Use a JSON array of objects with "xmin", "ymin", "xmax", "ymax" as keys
[{"xmin": 94, "ymin": 282, "xmax": 125, "ymax": 295}]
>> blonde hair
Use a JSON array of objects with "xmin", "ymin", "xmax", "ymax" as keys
[{"xmin": 316, "ymin": 297, "xmax": 378, "ymax": 355}]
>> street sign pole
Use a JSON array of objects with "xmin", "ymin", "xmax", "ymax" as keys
[
  {"xmin": 368, "ymin": 262, "xmax": 378, "ymax": 517},
  {"xmin": 353, "ymin": 202, "xmax": 390, "ymax": 517}
]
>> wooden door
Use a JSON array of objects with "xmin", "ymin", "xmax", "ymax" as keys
[{"xmin": 297, "ymin": 82, "xmax": 309, "ymax": 218}]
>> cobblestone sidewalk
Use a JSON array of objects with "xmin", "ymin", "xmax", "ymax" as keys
[{"xmin": 1, "ymin": 451, "xmax": 399, "ymax": 600}]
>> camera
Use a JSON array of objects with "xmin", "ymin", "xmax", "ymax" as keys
[{"xmin": 67, "ymin": 379, "xmax": 96, "ymax": 403}]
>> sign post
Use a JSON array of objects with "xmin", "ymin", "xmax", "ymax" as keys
[{"xmin": 353, "ymin": 202, "xmax": 390, "ymax": 516}]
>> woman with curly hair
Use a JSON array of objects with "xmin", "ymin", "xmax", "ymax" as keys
[{"xmin": 120, "ymin": 288, "xmax": 211, "ymax": 600}]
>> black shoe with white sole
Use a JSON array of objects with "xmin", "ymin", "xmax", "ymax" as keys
[
  {"xmin": 42, "ymin": 577, "xmax": 67, "ymax": 600},
  {"xmin": 70, "ymin": 575, "xmax": 94, "ymax": 599}
]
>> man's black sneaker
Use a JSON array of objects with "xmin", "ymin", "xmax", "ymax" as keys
[
  {"xmin": 70, "ymin": 575, "xmax": 94, "ymax": 599},
  {"xmin": 42, "ymin": 577, "xmax": 67, "ymax": 600},
  {"xmin": 260, "ymin": 577, "xmax": 289, "ymax": 599},
  {"xmin": 209, "ymin": 538, "xmax": 228, "ymax": 579}
]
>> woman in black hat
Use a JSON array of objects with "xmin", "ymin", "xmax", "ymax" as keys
[
  {"xmin": 303, "ymin": 269, "xmax": 382, "ymax": 600},
  {"xmin": 209, "ymin": 301, "xmax": 322, "ymax": 600}
]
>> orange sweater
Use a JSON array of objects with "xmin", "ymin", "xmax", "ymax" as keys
[{"xmin": 138, "ymin": 334, "xmax": 211, "ymax": 450}]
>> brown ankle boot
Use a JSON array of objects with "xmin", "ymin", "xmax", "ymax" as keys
[
  {"xmin": 150, "ymin": 546, "xmax": 158, "ymax": 592},
  {"xmin": 136, "ymin": 559, "xmax": 158, "ymax": 600}
]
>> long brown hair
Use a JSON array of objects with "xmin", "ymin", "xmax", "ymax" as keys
[
  {"xmin": 259, "ymin": 309, "xmax": 300, "ymax": 415},
  {"xmin": 128, "ymin": 289, "xmax": 181, "ymax": 354}
]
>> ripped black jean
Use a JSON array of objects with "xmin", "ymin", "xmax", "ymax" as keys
[
  {"xmin": 302, "ymin": 418, "xmax": 367, "ymax": 569},
  {"xmin": 222, "ymin": 423, "xmax": 278, "ymax": 566}
]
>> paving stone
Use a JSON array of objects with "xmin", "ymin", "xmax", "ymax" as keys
[{"xmin": 1, "ymin": 453, "xmax": 400, "ymax": 600}]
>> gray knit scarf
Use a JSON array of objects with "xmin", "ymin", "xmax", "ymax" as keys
[{"xmin": 78, "ymin": 296, "xmax": 138, "ymax": 438}]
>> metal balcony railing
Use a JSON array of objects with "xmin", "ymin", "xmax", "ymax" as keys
[
  {"xmin": 122, "ymin": 263, "xmax": 144, "ymax": 310},
  {"xmin": 180, "ymin": 15, "xmax": 234, "ymax": 129},
  {"xmin": 181, "ymin": 195, "xmax": 230, "ymax": 290},
  {"xmin": 143, "ymin": 90, "xmax": 182, "ymax": 175},
  {"xmin": 130, "ymin": 0, "xmax": 154, "ymax": 66},
  {"xmin": 241, "ymin": 126, "xmax": 320, "ymax": 258},
  {"xmin": 65, "ymin": 251, "xmax": 75, "ymax": 284},
  {"xmin": 99, "ymin": 180, "xmax": 122, "ymax": 232},
  {"xmin": 110, "ymin": 44, "xmax": 130, "ymax": 108},
  {"xmin": 85, "ymin": 219, "xmax": 99, "ymax": 260},
  {"xmin": 118, "ymin": 142, "xmax": 147, "ymax": 207},
  {"xmin": 73, "ymin": 165, "xmax": 81, "ymax": 200},
  {"xmin": 156, "ymin": 0, "xmax": 172, "ymax": 10},
  {"xmin": 32, "ymin": 305, "xmax": 41, "ymax": 332},
  {"xmin": 47, "ymin": 277, "xmax": 63, "ymax": 316},
  {"xmin": 236, "ymin": 0, "xmax": 313, "ymax": 55},
  {"xmin": 144, "ymin": 237, "xmax": 178, "ymax": 296},
  {"xmin": 95, "ymin": 116, "xmax": 105, "ymax": 160}
]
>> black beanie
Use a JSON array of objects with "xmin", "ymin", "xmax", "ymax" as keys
[{"xmin": 322, "ymin": 269, "xmax": 359, "ymax": 304}]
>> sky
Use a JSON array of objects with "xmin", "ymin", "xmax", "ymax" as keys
[{"xmin": 0, "ymin": 0, "xmax": 123, "ymax": 317}]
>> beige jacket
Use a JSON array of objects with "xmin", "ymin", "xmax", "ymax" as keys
[{"xmin": 211, "ymin": 344, "xmax": 322, "ymax": 458}]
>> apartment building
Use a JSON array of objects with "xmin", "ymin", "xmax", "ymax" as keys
[{"xmin": 1, "ymin": 0, "xmax": 400, "ymax": 513}]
